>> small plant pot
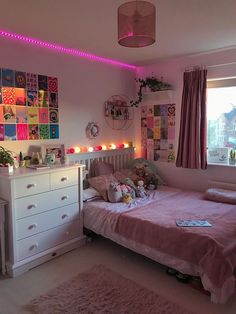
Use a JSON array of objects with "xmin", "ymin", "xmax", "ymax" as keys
[
  {"xmin": 229, "ymin": 158, "xmax": 236, "ymax": 165},
  {"xmin": 0, "ymin": 165, "xmax": 14, "ymax": 173}
]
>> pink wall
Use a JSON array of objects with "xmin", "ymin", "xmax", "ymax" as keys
[
  {"xmin": 136, "ymin": 48, "xmax": 236, "ymax": 191},
  {"xmin": 0, "ymin": 38, "xmax": 138, "ymax": 155}
]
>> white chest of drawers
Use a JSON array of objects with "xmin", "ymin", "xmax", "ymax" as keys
[{"xmin": 0, "ymin": 164, "xmax": 86, "ymax": 276}]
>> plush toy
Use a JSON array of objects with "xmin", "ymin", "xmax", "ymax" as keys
[
  {"xmin": 122, "ymin": 193, "xmax": 133, "ymax": 204},
  {"xmin": 145, "ymin": 172, "xmax": 159, "ymax": 190},
  {"xmin": 130, "ymin": 158, "xmax": 164, "ymax": 190},
  {"xmin": 108, "ymin": 182, "xmax": 135, "ymax": 203},
  {"xmin": 120, "ymin": 177, "xmax": 136, "ymax": 198},
  {"xmin": 120, "ymin": 184, "xmax": 136, "ymax": 199},
  {"xmin": 136, "ymin": 180, "xmax": 148, "ymax": 198},
  {"xmin": 107, "ymin": 182, "xmax": 122, "ymax": 203}
]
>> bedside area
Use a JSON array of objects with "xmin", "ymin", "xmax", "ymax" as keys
[{"xmin": 0, "ymin": 164, "xmax": 86, "ymax": 277}]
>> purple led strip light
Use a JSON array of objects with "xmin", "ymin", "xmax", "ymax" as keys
[{"xmin": 0, "ymin": 30, "xmax": 136, "ymax": 70}]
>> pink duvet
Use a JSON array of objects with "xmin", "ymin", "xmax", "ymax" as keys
[{"xmin": 114, "ymin": 189, "xmax": 236, "ymax": 303}]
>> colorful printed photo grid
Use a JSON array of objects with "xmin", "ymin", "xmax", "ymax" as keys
[
  {"xmin": 0, "ymin": 67, "xmax": 59, "ymax": 141},
  {"xmin": 141, "ymin": 104, "xmax": 175, "ymax": 162}
]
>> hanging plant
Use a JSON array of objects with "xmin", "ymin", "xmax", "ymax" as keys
[{"xmin": 130, "ymin": 75, "xmax": 172, "ymax": 107}]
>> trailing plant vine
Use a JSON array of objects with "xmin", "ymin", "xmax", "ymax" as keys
[{"xmin": 130, "ymin": 75, "xmax": 172, "ymax": 107}]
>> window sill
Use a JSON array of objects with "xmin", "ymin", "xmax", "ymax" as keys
[{"xmin": 208, "ymin": 162, "xmax": 236, "ymax": 168}]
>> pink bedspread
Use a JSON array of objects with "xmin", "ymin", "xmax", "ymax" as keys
[{"xmin": 114, "ymin": 189, "xmax": 236, "ymax": 303}]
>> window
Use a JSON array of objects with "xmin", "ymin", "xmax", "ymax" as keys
[{"xmin": 207, "ymin": 78, "xmax": 236, "ymax": 163}]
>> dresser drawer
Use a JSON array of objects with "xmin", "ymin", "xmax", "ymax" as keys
[
  {"xmin": 16, "ymin": 220, "xmax": 80, "ymax": 261},
  {"xmin": 16, "ymin": 203, "xmax": 79, "ymax": 240},
  {"xmin": 14, "ymin": 174, "xmax": 50, "ymax": 198},
  {"xmin": 15, "ymin": 185, "xmax": 78, "ymax": 219},
  {"xmin": 50, "ymin": 169, "xmax": 78, "ymax": 190}
]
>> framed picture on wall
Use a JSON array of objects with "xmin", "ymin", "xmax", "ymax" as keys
[{"xmin": 41, "ymin": 144, "xmax": 65, "ymax": 163}]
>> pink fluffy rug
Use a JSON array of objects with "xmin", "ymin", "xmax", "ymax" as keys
[{"xmin": 25, "ymin": 265, "xmax": 193, "ymax": 314}]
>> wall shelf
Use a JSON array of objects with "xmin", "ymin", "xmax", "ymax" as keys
[
  {"xmin": 104, "ymin": 95, "xmax": 133, "ymax": 130},
  {"xmin": 143, "ymin": 89, "xmax": 174, "ymax": 97}
]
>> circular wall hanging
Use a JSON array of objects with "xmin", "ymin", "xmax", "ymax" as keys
[
  {"xmin": 86, "ymin": 122, "xmax": 100, "ymax": 139},
  {"xmin": 104, "ymin": 95, "xmax": 133, "ymax": 130}
]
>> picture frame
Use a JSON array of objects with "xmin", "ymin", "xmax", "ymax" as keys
[
  {"xmin": 41, "ymin": 144, "xmax": 65, "ymax": 164},
  {"xmin": 208, "ymin": 147, "xmax": 229, "ymax": 164}
]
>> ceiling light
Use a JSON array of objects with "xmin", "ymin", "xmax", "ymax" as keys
[{"xmin": 118, "ymin": 1, "xmax": 156, "ymax": 48}]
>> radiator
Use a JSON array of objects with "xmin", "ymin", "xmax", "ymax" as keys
[{"xmin": 208, "ymin": 180, "xmax": 236, "ymax": 191}]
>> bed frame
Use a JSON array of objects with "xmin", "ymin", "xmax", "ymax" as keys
[{"xmin": 70, "ymin": 147, "xmax": 135, "ymax": 177}]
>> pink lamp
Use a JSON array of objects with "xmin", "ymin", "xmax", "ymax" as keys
[{"xmin": 118, "ymin": 1, "xmax": 156, "ymax": 48}]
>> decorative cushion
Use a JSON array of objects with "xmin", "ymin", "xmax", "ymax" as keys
[
  {"xmin": 113, "ymin": 168, "xmax": 134, "ymax": 181},
  {"xmin": 205, "ymin": 188, "xmax": 236, "ymax": 204},
  {"xmin": 83, "ymin": 187, "xmax": 102, "ymax": 202},
  {"xmin": 88, "ymin": 174, "xmax": 118, "ymax": 201},
  {"xmin": 94, "ymin": 161, "xmax": 114, "ymax": 177}
]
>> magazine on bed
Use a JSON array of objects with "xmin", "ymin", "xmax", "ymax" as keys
[{"xmin": 176, "ymin": 220, "xmax": 212, "ymax": 227}]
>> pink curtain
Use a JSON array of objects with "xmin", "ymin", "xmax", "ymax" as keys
[{"xmin": 176, "ymin": 68, "xmax": 207, "ymax": 169}]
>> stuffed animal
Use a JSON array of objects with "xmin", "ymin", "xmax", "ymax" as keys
[
  {"xmin": 120, "ymin": 177, "xmax": 136, "ymax": 198},
  {"xmin": 145, "ymin": 172, "xmax": 159, "ymax": 190},
  {"xmin": 108, "ymin": 182, "xmax": 135, "ymax": 203},
  {"xmin": 130, "ymin": 158, "xmax": 163, "ymax": 190},
  {"xmin": 107, "ymin": 182, "xmax": 122, "ymax": 203},
  {"xmin": 122, "ymin": 193, "xmax": 133, "ymax": 204},
  {"xmin": 136, "ymin": 180, "xmax": 148, "ymax": 198},
  {"xmin": 120, "ymin": 184, "xmax": 136, "ymax": 199}
]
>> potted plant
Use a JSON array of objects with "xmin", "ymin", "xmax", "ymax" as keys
[
  {"xmin": 0, "ymin": 146, "xmax": 15, "ymax": 173},
  {"xmin": 130, "ymin": 75, "xmax": 172, "ymax": 107},
  {"xmin": 229, "ymin": 149, "xmax": 236, "ymax": 165}
]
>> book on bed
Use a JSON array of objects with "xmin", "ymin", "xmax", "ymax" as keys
[{"xmin": 175, "ymin": 220, "xmax": 212, "ymax": 227}]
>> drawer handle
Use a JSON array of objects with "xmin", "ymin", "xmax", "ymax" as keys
[
  {"xmin": 27, "ymin": 183, "xmax": 36, "ymax": 189},
  {"xmin": 28, "ymin": 223, "xmax": 37, "ymax": 230},
  {"xmin": 29, "ymin": 243, "xmax": 38, "ymax": 251},
  {"xmin": 62, "ymin": 214, "xmax": 69, "ymax": 219},
  {"xmin": 27, "ymin": 204, "xmax": 37, "ymax": 210},
  {"xmin": 61, "ymin": 177, "xmax": 68, "ymax": 182},
  {"xmin": 61, "ymin": 195, "xmax": 68, "ymax": 201}
]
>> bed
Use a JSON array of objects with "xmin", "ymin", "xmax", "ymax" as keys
[{"xmin": 74, "ymin": 148, "xmax": 236, "ymax": 304}]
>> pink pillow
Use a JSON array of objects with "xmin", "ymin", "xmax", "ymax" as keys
[
  {"xmin": 113, "ymin": 168, "xmax": 134, "ymax": 181},
  {"xmin": 205, "ymin": 188, "xmax": 236, "ymax": 204},
  {"xmin": 88, "ymin": 173, "xmax": 118, "ymax": 201},
  {"xmin": 94, "ymin": 161, "xmax": 114, "ymax": 176}
]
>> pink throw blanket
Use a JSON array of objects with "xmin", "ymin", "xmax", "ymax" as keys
[{"xmin": 114, "ymin": 190, "xmax": 236, "ymax": 303}]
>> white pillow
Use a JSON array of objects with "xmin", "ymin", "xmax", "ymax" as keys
[{"xmin": 83, "ymin": 187, "xmax": 101, "ymax": 202}]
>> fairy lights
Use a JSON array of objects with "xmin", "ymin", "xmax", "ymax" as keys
[
  {"xmin": 67, "ymin": 142, "xmax": 132, "ymax": 154},
  {"xmin": 0, "ymin": 29, "xmax": 136, "ymax": 70}
]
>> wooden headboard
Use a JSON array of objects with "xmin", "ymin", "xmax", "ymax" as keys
[{"xmin": 70, "ymin": 147, "xmax": 135, "ymax": 177}]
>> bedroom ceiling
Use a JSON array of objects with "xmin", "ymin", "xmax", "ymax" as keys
[{"xmin": 0, "ymin": 0, "xmax": 236, "ymax": 66}]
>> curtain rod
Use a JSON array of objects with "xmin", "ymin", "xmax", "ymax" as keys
[
  {"xmin": 207, "ymin": 61, "xmax": 236, "ymax": 68},
  {"xmin": 185, "ymin": 61, "xmax": 236, "ymax": 71}
]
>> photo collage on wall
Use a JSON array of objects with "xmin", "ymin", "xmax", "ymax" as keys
[
  {"xmin": 141, "ymin": 103, "xmax": 175, "ymax": 162},
  {"xmin": 0, "ymin": 68, "xmax": 59, "ymax": 141}
]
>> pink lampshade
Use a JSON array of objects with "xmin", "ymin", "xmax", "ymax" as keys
[{"xmin": 118, "ymin": 1, "xmax": 156, "ymax": 48}]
